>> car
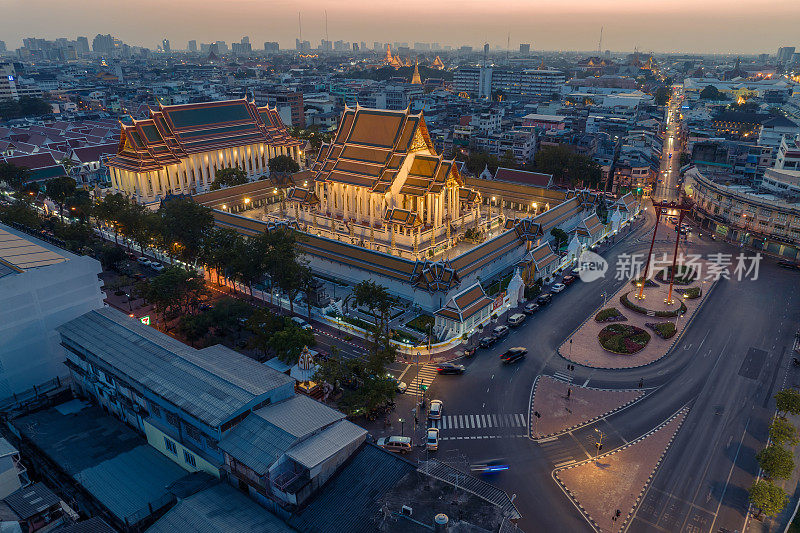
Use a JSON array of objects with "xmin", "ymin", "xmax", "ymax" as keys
[
  {"xmin": 291, "ymin": 317, "xmax": 312, "ymax": 330},
  {"xmin": 463, "ymin": 345, "xmax": 477, "ymax": 357},
  {"xmin": 570, "ymin": 267, "xmax": 580, "ymax": 276},
  {"xmin": 136, "ymin": 256, "xmax": 151, "ymax": 266},
  {"xmin": 537, "ymin": 293, "xmax": 552, "ymax": 305},
  {"xmin": 437, "ymin": 363, "xmax": 465, "ymax": 375},
  {"xmin": 426, "ymin": 428, "xmax": 440, "ymax": 451},
  {"xmin": 377, "ymin": 436, "xmax": 412, "ymax": 454},
  {"xmin": 562, "ymin": 275, "xmax": 576, "ymax": 285},
  {"xmin": 124, "ymin": 250, "xmax": 136, "ymax": 259},
  {"xmin": 492, "ymin": 325, "xmax": 509, "ymax": 339},
  {"xmin": 150, "ymin": 262, "xmax": 165, "ymax": 272},
  {"xmin": 395, "ymin": 380, "xmax": 408, "ymax": 394},
  {"xmin": 551, "ymin": 283, "xmax": 566, "ymax": 293},
  {"xmin": 198, "ymin": 303, "xmax": 213, "ymax": 311},
  {"xmin": 479, "ymin": 336, "xmax": 497, "ymax": 348},
  {"xmin": 470, "ymin": 459, "xmax": 510, "ymax": 474},
  {"xmin": 428, "ymin": 399, "xmax": 443, "ymax": 419},
  {"xmin": 508, "ymin": 313, "xmax": 526, "ymax": 327},
  {"xmin": 501, "ymin": 347, "xmax": 527, "ymax": 364},
  {"xmin": 523, "ymin": 302, "xmax": 540, "ymax": 315}
]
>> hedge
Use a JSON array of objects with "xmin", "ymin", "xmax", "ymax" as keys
[
  {"xmin": 598, "ymin": 324, "xmax": 651, "ymax": 354},
  {"xmin": 619, "ymin": 291, "xmax": 687, "ymax": 317},
  {"xmin": 595, "ymin": 308, "xmax": 627, "ymax": 323},
  {"xmin": 681, "ymin": 286, "xmax": 702, "ymax": 299},
  {"xmin": 645, "ymin": 321, "xmax": 677, "ymax": 339}
]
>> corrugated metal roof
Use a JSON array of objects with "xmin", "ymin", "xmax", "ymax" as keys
[
  {"xmin": 253, "ymin": 395, "xmax": 345, "ymax": 440},
  {"xmin": 218, "ymin": 414, "xmax": 296, "ymax": 475},
  {"xmin": 288, "ymin": 444, "xmax": 415, "ymax": 533},
  {"xmin": 57, "ymin": 308, "xmax": 294, "ymax": 427},
  {"xmin": 286, "ymin": 420, "xmax": 366, "ymax": 470},
  {"xmin": 3, "ymin": 483, "xmax": 60, "ymax": 520},
  {"xmin": 146, "ymin": 483, "xmax": 296, "ymax": 533}
]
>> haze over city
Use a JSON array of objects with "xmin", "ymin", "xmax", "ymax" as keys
[{"xmin": 2, "ymin": 0, "xmax": 800, "ymax": 53}]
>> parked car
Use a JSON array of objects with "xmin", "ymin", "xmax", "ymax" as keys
[
  {"xmin": 426, "ymin": 428, "xmax": 440, "ymax": 451},
  {"xmin": 428, "ymin": 399, "xmax": 443, "ymax": 419},
  {"xmin": 537, "ymin": 293, "xmax": 553, "ymax": 305},
  {"xmin": 437, "ymin": 363, "xmax": 465, "ymax": 375},
  {"xmin": 479, "ymin": 336, "xmax": 497, "ymax": 348},
  {"xmin": 551, "ymin": 283, "xmax": 566, "ymax": 293},
  {"xmin": 523, "ymin": 302, "xmax": 540, "ymax": 315},
  {"xmin": 508, "ymin": 313, "xmax": 526, "ymax": 327},
  {"xmin": 492, "ymin": 325, "xmax": 509, "ymax": 339},
  {"xmin": 562, "ymin": 275, "xmax": 576, "ymax": 285},
  {"xmin": 377, "ymin": 436, "xmax": 412, "ymax": 454},
  {"xmin": 388, "ymin": 376, "xmax": 408, "ymax": 394},
  {"xmin": 291, "ymin": 317, "xmax": 312, "ymax": 330},
  {"xmin": 136, "ymin": 256, "xmax": 151, "ymax": 266},
  {"xmin": 501, "ymin": 347, "xmax": 527, "ymax": 364},
  {"xmin": 150, "ymin": 262, "xmax": 165, "ymax": 272}
]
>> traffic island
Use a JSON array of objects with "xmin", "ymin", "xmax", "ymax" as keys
[
  {"xmin": 530, "ymin": 376, "xmax": 644, "ymax": 439},
  {"xmin": 560, "ymin": 277, "xmax": 713, "ymax": 369},
  {"xmin": 554, "ymin": 408, "xmax": 688, "ymax": 532}
]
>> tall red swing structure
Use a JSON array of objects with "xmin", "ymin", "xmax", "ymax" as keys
[{"xmin": 637, "ymin": 200, "xmax": 693, "ymax": 305}]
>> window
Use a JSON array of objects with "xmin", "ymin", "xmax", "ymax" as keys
[
  {"xmin": 183, "ymin": 451, "xmax": 196, "ymax": 468},
  {"xmin": 166, "ymin": 412, "xmax": 180, "ymax": 428},
  {"xmin": 149, "ymin": 401, "xmax": 161, "ymax": 417},
  {"xmin": 184, "ymin": 422, "xmax": 202, "ymax": 442},
  {"xmin": 164, "ymin": 438, "xmax": 177, "ymax": 455}
]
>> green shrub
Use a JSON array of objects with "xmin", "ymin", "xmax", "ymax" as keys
[
  {"xmin": 406, "ymin": 314, "xmax": 435, "ymax": 333},
  {"xmin": 598, "ymin": 324, "xmax": 651, "ymax": 354},
  {"xmin": 619, "ymin": 291, "xmax": 687, "ymax": 317},
  {"xmin": 645, "ymin": 321, "xmax": 677, "ymax": 339},
  {"xmin": 681, "ymin": 287, "xmax": 701, "ymax": 299},
  {"xmin": 595, "ymin": 308, "xmax": 626, "ymax": 322}
]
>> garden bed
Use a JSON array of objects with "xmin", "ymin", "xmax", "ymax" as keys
[
  {"xmin": 630, "ymin": 278, "xmax": 659, "ymax": 288},
  {"xmin": 598, "ymin": 324, "xmax": 651, "ymax": 354},
  {"xmin": 680, "ymin": 287, "xmax": 702, "ymax": 299},
  {"xmin": 406, "ymin": 314, "xmax": 434, "ymax": 334},
  {"xmin": 594, "ymin": 308, "xmax": 627, "ymax": 323},
  {"xmin": 620, "ymin": 291, "xmax": 687, "ymax": 318},
  {"xmin": 645, "ymin": 321, "xmax": 677, "ymax": 339}
]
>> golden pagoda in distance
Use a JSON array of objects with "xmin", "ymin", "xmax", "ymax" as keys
[
  {"xmin": 411, "ymin": 60, "xmax": 422, "ymax": 84},
  {"xmin": 431, "ymin": 56, "xmax": 444, "ymax": 69},
  {"xmin": 385, "ymin": 44, "xmax": 403, "ymax": 68}
]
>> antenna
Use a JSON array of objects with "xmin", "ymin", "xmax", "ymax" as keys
[
  {"xmin": 507, "ymin": 32, "xmax": 510, "ymax": 62},
  {"xmin": 598, "ymin": 26, "xmax": 603, "ymax": 54},
  {"xmin": 325, "ymin": 10, "xmax": 329, "ymax": 43},
  {"xmin": 298, "ymin": 12, "xmax": 302, "ymax": 42}
]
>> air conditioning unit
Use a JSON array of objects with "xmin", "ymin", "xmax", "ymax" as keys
[{"xmin": 401, "ymin": 505, "xmax": 413, "ymax": 516}]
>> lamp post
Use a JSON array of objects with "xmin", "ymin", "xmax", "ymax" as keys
[
  {"xmin": 594, "ymin": 428, "xmax": 605, "ymax": 459},
  {"xmin": 399, "ymin": 418, "xmax": 405, "ymax": 437}
]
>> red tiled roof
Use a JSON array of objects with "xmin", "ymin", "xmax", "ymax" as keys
[
  {"xmin": 4, "ymin": 152, "xmax": 58, "ymax": 170},
  {"xmin": 493, "ymin": 167, "xmax": 553, "ymax": 188}
]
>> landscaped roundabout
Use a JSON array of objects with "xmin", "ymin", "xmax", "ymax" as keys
[{"xmin": 598, "ymin": 324, "xmax": 651, "ymax": 355}]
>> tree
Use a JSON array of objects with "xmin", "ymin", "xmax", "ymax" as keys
[
  {"xmin": 757, "ymin": 445, "xmax": 794, "ymax": 480},
  {"xmin": 775, "ymin": 388, "xmax": 800, "ymax": 418},
  {"xmin": 699, "ymin": 85, "xmax": 723, "ymax": 100},
  {"xmin": 464, "ymin": 151, "xmax": 500, "ymax": 176},
  {"xmin": 551, "ymin": 227, "xmax": 568, "ymax": 249},
  {"xmin": 749, "ymin": 480, "xmax": 788, "ymax": 519},
  {"xmin": 45, "ymin": 176, "xmax": 77, "ymax": 221},
  {"xmin": 208, "ymin": 297, "xmax": 253, "ymax": 339},
  {"xmin": 654, "ymin": 86, "xmax": 670, "ymax": 106},
  {"xmin": 0, "ymin": 163, "xmax": 29, "ymax": 191},
  {"xmin": 159, "ymin": 198, "xmax": 215, "ymax": 265},
  {"xmin": 353, "ymin": 280, "xmax": 397, "ymax": 374},
  {"xmin": 199, "ymin": 227, "xmax": 241, "ymax": 285},
  {"xmin": 178, "ymin": 313, "xmax": 211, "ymax": 347},
  {"xmin": 137, "ymin": 266, "xmax": 207, "ymax": 327},
  {"xmin": 269, "ymin": 320, "xmax": 316, "ymax": 364},
  {"xmin": 93, "ymin": 193, "xmax": 132, "ymax": 245},
  {"xmin": 530, "ymin": 145, "xmax": 602, "ymax": 188},
  {"xmin": 99, "ymin": 244, "xmax": 125, "ymax": 271},
  {"xmin": 268, "ymin": 154, "xmax": 300, "ymax": 174},
  {"xmin": 246, "ymin": 309, "xmax": 284, "ymax": 359},
  {"xmin": 769, "ymin": 418, "xmax": 799, "ymax": 447},
  {"xmin": 0, "ymin": 96, "xmax": 52, "ymax": 121},
  {"xmin": 210, "ymin": 166, "xmax": 248, "ymax": 190},
  {"xmin": 66, "ymin": 189, "xmax": 92, "ymax": 223},
  {"xmin": 499, "ymin": 149, "xmax": 517, "ymax": 169}
]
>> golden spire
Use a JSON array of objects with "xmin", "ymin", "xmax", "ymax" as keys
[
  {"xmin": 385, "ymin": 44, "xmax": 393, "ymax": 64},
  {"xmin": 411, "ymin": 60, "xmax": 422, "ymax": 84}
]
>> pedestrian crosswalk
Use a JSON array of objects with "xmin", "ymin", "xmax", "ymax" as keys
[
  {"xmin": 428, "ymin": 413, "xmax": 527, "ymax": 430},
  {"xmin": 552, "ymin": 371, "xmax": 573, "ymax": 383},
  {"xmin": 406, "ymin": 365, "xmax": 438, "ymax": 398}
]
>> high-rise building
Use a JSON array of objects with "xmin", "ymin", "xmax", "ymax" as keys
[
  {"xmin": 76, "ymin": 36, "xmax": 89, "ymax": 55},
  {"xmin": 241, "ymin": 36, "xmax": 250, "ymax": 44},
  {"xmin": 778, "ymin": 46, "xmax": 796, "ymax": 64},
  {"xmin": 519, "ymin": 43, "xmax": 531, "ymax": 54},
  {"xmin": 352, "ymin": 42, "xmax": 359, "ymax": 52},
  {"xmin": 188, "ymin": 40, "xmax": 197, "ymax": 52},
  {"xmin": 373, "ymin": 42, "xmax": 382, "ymax": 51},
  {"xmin": 162, "ymin": 38, "xmax": 170, "ymax": 52},
  {"xmin": 92, "ymin": 34, "xmax": 115, "ymax": 55},
  {"xmin": 264, "ymin": 41, "xmax": 279, "ymax": 53},
  {"xmin": 256, "ymin": 89, "xmax": 305, "ymax": 128},
  {"xmin": 231, "ymin": 41, "xmax": 252, "ymax": 55},
  {"xmin": 0, "ymin": 41, "xmax": 6, "ymax": 54}
]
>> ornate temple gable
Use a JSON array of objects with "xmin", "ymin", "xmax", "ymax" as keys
[
  {"xmin": 412, "ymin": 259, "xmax": 460, "ymax": 293},
  {"xmin": 510, "ymin": 218, "xmax": 543, "ymax": 241}
]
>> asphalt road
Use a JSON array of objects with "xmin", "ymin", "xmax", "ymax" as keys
[{"xmin": 378, "ymin": 203, "xmax": 800, "ymax": 532}]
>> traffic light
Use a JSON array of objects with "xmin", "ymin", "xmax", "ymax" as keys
[{"xmin": 596, "ymin": 442, "xmax": 603, "ymax": 450}]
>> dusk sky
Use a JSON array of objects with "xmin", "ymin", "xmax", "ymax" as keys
[{"xmin": 2, "ymin": 0, "xmax": 799, "ymax": 54}]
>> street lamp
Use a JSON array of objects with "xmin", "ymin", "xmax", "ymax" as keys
[
  {"xmin": 399, "ymin": 418, "xmax": 405, "ymax": 437},
  {"xmin": 594, "ymin": 428, "xmax": 605, "ymax": 459}
]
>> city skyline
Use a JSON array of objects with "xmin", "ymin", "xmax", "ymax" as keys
[{"xmin": 2, "ymin": 0, "xmax": 799, "ymax": 54}]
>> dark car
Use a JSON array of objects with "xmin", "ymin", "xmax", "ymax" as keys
[
  {"xmin": 437, "ymin": 363, "xmax": 466, "ymax": 375},
  {"xmin": 537, "ymin": 293, "xmax": 553, "ymax": 305},
  {"xmin": 479, "ymin": 336, "xmax": 497, "ymax": 348},
  {"xmin": 463, "ymin": 346, "xmax": 477, "ymax": 357},
  {"xmin": 501, "ymin": 347, "xmax": 527, "ymax": 364},
  {"xmin": 492, "ymin": 325, "xmax": 509, "ymax": 339},
  {"xmin": 562, "ymin": 275, "xmax": 576, "ymax": 285},
  {"xmin": 523, "ymin": 302, "xmax": 540, "ymax": 315}
]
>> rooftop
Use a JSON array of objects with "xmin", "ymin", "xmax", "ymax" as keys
[
  {"xmin": 3, "ymin": 483, "xmax": 60, "ymax": 520},
  {"xmin": 0, "ymin": 225, "xmax": 67, "ymax": 275},
  {"xmin": 57, "ymin": 308, "xmax": 294, "ymax": 427}
]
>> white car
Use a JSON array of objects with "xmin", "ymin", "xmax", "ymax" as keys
[
  {"xmin": 377, "ymin": 436, "xmax": 412, "ymax": 454},
  {"xmin": 428, "ymin": 400, "xmax": 443, "ymax": 420},
  {"xmin": 552, "ymin": 283, "xmax": 566, "ymax": 293},
  {"xmin": 426, "ymin": 428, "xmax": 439, "ymax": 450},
  {"xmin": 136, "ymin": 256, "xmax": 151, "ymax": 266},
  {"xmin": 291, "ymin": 317, "xmax": 312, "ymax": 330},
  {"xmin": 150, "ymin": 262, "xmax": 165, "ymax": 272}
]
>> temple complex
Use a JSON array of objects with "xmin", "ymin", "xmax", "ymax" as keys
[
  {"xmin": 108, "ymin": 99, "xmax": 303, "ymax": 207},
  {"xmin": 282, "ymin": 106, "xmax": 483, "ymax": 261}
]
